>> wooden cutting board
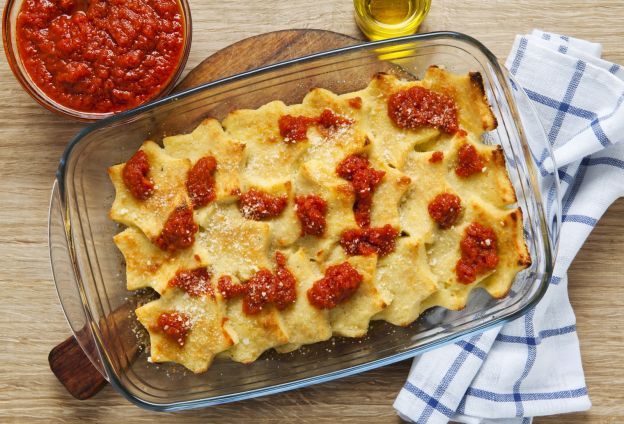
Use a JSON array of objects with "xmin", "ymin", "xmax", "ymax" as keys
[
  {"xmin": 174, "ymin": 29, "xmax": 358, "ymax": 92},
  {"xmin": 48, "ymin": 29, "xmax": 360, "ymax": 400}
]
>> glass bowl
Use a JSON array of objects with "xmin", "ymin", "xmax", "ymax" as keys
[
  {"xmin": 2, "ymin": 0, "xmax": 192, "ymax": 121},
  {"xmin": 48, "ymin": 32, "xmax": 560, "ymax": 411}
]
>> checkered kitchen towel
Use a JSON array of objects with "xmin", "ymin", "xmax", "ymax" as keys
[{"xmin": 394, "ymin": 30, "xmax": 624, "ymax": 423}]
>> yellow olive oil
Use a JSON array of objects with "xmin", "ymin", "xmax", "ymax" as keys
[{"xmin": 354, "ymin": 0, "xmax": 431, "ymax": 41}]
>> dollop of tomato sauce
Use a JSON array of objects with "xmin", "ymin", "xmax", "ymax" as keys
[
  {"xmin": 307, "ymin": 262, "xmax": 363, "ymax": 309},
  {"xmin": 387, "ymin": 86, "xmax": 459, "ymax": 134},
  {"xmin": 428, "ymin": 193, "xmax": 462, "ymax": 229},
  {"xmin": 168, "ymin": 267, "xmax": 213, "ymax": 297},
  {"xmin": 155, "ymin": 311, "xmax": 191, "ymax": 347},
  {"xmin": 243, "ymin": 269, "xmax": 277, "ymax": 315},
  {"xmin": 154, "ymin": 205, "xmax": 198, "ymax": 252},
  {"xmin": 455, "ymin": 222, "xmax": 499, "ymax": 284},
  {"xmin": 295, "ymin": 194, "xmax": 327, "ymax": 237},
  {"xmin": 186, "ymin": 156, "xmax": 217, "ymax": 208},
  {"xmin": 238, "ymin": 188, "xmax": 287, "ymax": 221},
  {"xmin": 278, "ymin": 109, "xmax": 352, "ymax": 142},
  {"xmin": 455, "ymin": 144, "xmax": 485, "ymax": 178},
  {"xmin": 217, "ymin": 275, "xmax": 246, "ymax": 299},
  {"xmin": 278, "ymin": 114, "xmax": 316, "ymax": 142},
  {"xmin": 122, "ymin": 150, "xmax": 154, "ymax": 200},
  {"xmin": 348, "ymin": 97, "xmax": 362, "ymax": 109},
  {"xmin": 336, "ymin": 154, "xmax": 385, "ymax": 228},
  {"xmin": 217, "ymin": 252, "xmax": 297, "ymax": 315},
  {"xmin": 273, "ymin": 251, "xmax": 297, "ymax": 310},
  {"xmin": 16, "ymin": 0, "xmax": 185, "ymax": 113},
  {"xmin": 429, "ymin": 151, "xmax": 444, "ymax": 163},
  {"xmin": 340, "ymin": 224, "xmax": 399, "ymax": 257}
]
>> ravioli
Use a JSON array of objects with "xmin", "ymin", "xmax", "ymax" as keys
[
  {"xmin": 163, "ymin": 118, "xmax": 246, "ymax": 203},
  {"xmin": 373, "ymin": 238, "xmax": 438, "ymax": 326},
  {"xmin": 294, "ymin": 158, "xmax": 358, "ymax": 261},
  {"xmin": 420, "ymin": 199, "xmax": 530, "ymax": 311},
  {"xmin": 109, "ymin": 141, "xmax": 192, "ymax": 241},
  {"xmin": 114, "ymin": 227, "xmax": 204, "ymax": 294},
  {"xmin": 194, "ymin": 204, "xmax": 272, "ymax": 281},
  {"xmin": 110, "ymin": 68, "xmax": 531, "ymax": 373},
  {"xmin": 275, "ymin": 249, "xmax": 332, "ymax": 353},
  {"xmin": 135, "ymin": 288, "xmax": 234, "ymax": 373},
  {"xmin": 222, "ymin": 292, "xmax": 290, "ymax": 364}
]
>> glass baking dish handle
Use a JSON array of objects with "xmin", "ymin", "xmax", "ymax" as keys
[{"xmin": 48, "ymin": 179, "xmax": 108, "ymax": 381}]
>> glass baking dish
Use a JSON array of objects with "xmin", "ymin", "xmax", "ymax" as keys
[{"xmin": 48, "ymin": 31, "xmax": 559, "ymax": 411}]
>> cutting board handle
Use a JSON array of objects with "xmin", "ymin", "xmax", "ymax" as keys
[{"xmin": 49, "ymin": 335, "xmax": 107, "ymax": 400}]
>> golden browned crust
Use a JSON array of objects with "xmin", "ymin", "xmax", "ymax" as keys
[
  {"xmin": 110, "ymin": 68, "xmax": 530, "ymax": 373},
  {"xmin": 469, "ymin": 71, "xmax": 498, "ymax": 130}
]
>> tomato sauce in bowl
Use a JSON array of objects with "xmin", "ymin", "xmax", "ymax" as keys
[{"xmin": 3, "ymin": 0, "xmax": 190, "ymax": 119}]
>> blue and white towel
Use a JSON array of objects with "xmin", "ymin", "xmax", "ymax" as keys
[{"xmin": 394, "ymin": 30, "xmax": 624, "ymax": 423}]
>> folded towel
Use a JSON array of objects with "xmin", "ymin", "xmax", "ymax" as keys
[{"xmin": 394, "ymin": 30, "xmax": 624, "ymax": 423}]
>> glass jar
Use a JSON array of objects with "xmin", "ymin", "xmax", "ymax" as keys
[{"xmin": 354, "ymin": 0, "xmax": 431, "ymax": 41}]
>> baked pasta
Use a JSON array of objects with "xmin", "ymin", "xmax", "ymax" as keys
[{"xmin": 109, "ymin": 67, "xmax": 531, "ymax": 373}]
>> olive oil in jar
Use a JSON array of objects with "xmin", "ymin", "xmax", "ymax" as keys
[{"xmin": 354, "ymin": 0, "xmax": 431, "ymax": 41}]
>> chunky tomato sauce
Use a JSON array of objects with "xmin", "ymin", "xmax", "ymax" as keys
[
  {"xmin": 278, "ymin": 114, "xmax": 316, "ymax": 142},
  {"xmin": 272, "ymin": 252, "xmax": 297, "ymax": 310},
  {"xmin": 387, "ymin": 86, "xmax": 459, "ymax": 134},
  {"xmin": 340, "ymin": 225, "xmax": 399, "ymax": 257},
  {"xmin": 217, "ymin": 252, "xmax": 297, "ymax": 315},
  {"xmin": 278, "ymin": 109, "xmax": 352, "ymax": 142},
  {"xmin": 243, "ymin": 269, "xmax": 277, "ymax": 315},
  {"xmin": 429, "ymin": 151, "xmax": 444, "ymax": 163},
  {"xmin": 307, "ymin": 262, "xmax": 363, "ymax": 309},
  {"xmin": 295, "ymin": 194, "xmax": 327, "ymax": 237},
  {"xmin": 122, "ymin": 150, "xmax": 154, "ymax": 200},
  {"xmin": 168, "ymin": 267, "xmax": 213, "ymax": 297},
  {"xmin": 155, "ymin": 311, "xmax": 191, "ymax": 347},
  {"xmin": 186, "ymin": 156, "xmax": 217, "ymax": 208},
  {"xmin": 154, "ymin": 205, "xmax": 198, "ymax": 252},
  {"xmin": 238, "ymin": 188, "xmax": 287, "ymax": 221},
  {"xmin": 455, "ymin": 144, "xmax": 485, "ymax": 178},
  {"xmin": 336, "ymin": 154, "xmax": 385, "ymax": 228},
  {"xmin": 455, "ymin": 222, "xmax": 499, "ymax": 284},
  {"xmin": 16, "ymin": 0, "xmax": 185, "ymax": 113},
  {"xmin": 217, "ymin": 275, "xmax": 246, "ymax": 299},
  {"xmin": 428, "ymin": 193, "xmax": 462, "ymax": 229}
]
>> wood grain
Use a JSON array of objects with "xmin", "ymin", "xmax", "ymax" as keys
[
  {"xmin": 174, "ymin": 29, "xmax": 358, "ymax": 91},
  {"xmin": 48, "ymin": 336, "xmax": 107, "ymax": 400},
  {"xmin": 1, "ymin": 1, "xmax": 623, "ymax": 422}
]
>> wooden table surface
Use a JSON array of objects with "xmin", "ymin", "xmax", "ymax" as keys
[{"xmin": 1, "ymin": 0, "xmax": 623, "ymax": 422}]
